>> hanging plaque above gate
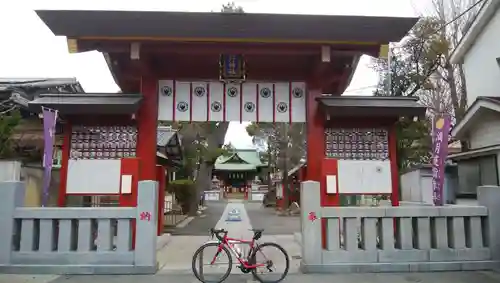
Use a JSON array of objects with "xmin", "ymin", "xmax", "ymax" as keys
[
  {"xmin": 219, "ymin": 54, "xmax": 246, "ymax": 84},
  {"xmin": 157, "ymin": 80, "xmax": 306, "ymax": 123}
]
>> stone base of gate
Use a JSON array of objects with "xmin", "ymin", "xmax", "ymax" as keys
[{"xmin": 300, "ymin": 261, "xmax": 500, "ymax": 274}]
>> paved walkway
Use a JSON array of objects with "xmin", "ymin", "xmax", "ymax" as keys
[
  {"xmin": 244, "ymin": 202, "xmax": 300, "ymax": 235},
  {"xmin": 22, "ymin": 271, "xmax": 500, "ymax": 283},
  {"xmin": 168, "ymin": 201, "xmax": 226, "ymax": 235},
  {"xmin": 157, "ymin": 199, "xmax": 293, "ymax": 274}
]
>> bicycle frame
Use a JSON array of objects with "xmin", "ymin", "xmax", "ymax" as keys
[{"xmin": 210, "ymin": 235, "xmax": 266, "ymax": 269}]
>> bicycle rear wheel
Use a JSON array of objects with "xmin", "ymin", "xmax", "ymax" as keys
[
  {"xmin": 250, "ymin": 242, "xmax": 290, "ymax": 283},
  {"xmin": 192, "ymin": 242, "xmax": 233, "ymax": 283}
]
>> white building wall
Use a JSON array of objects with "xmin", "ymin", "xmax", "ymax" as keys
[
  {"xmin": 468, "ymin": 109, "xmax": 500, "ymax": 149},
  {"xmin": 463, "ymin": 7, "xmax": 500, "ymax": 106}
]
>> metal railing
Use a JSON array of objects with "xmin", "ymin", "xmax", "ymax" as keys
[{"xmin": 163, "ymin": 200, "xmax": 185, "ymax": 227}]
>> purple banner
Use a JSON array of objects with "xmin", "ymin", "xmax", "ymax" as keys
[
  {"xmin": 42, "ymin": 107, "xmax": 58, "ymax": 207},
  {"xmin": 431, "ymin": 115, "xmax": 451, "ymax": 206}
]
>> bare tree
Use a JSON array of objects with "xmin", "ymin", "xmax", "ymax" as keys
[{"xmin": 424, "ymin": 0, "xmax": 482, "ymax": 121}]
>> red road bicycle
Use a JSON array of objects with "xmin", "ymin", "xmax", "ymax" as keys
[{"xmin": 191, "ymin": 228, "xmax": 290, "ymax": 283}]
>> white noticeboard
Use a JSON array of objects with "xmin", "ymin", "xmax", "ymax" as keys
[
  {"xmin": 121, "ymin": 175, "xmax": 133, "ymax": 194},
  {"xmin": 337, "ymin": 160, "xmax": 392, "ymax": 194},
  {"xmin": 66, "ymin": 159, "xmax": 122, "ymax": 194},
  {"xmin": 326, "ymin": 175, "xmax": 337, "ymax": 194}
]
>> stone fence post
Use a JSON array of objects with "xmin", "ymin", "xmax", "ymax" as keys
[
  {"xmin": 134, "ymin": 180, "xmax": 159, "ymax": 269},
  {"xmin": 300, "ymin": 181, "xmax": 321, "ymax": 266},
  {"xmin": 0, "ymin": 182, "xmax": 25, "ymax": 265},
  {"xmin": 478, "ymin": 186, "xmax": 500, "ymax": 261}
]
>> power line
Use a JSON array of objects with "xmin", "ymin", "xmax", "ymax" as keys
[
  {"xmin": 388, "ymin": 0, "xmax": 485, "ymax": 50},
  {"xmin": 423, "ymin": 0, "xmax": 485, "ymax": 40},
  {"xmin": 380, "ymin": 0, "xmax": 486, "ymax": 95}
]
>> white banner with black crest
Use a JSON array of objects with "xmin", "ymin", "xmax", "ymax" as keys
[
  {"xmin": 191, "ymin": 82, "xmax": 208, "ymax": 121},
  {"xmin": 225, "ymin": 83, "xmax": 241, "ymax": 122},
  {"xmin": 157, "ymin": 80, "xmax": 306, "ymax": 123}
]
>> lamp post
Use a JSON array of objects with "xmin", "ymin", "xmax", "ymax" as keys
[
  {"xmin": 194, "ymin": 133, "xmax": 206, "ymax": 207},
  {"xmin": 280, "ymin": 124, "xmax": 291, "ymax": 210}
]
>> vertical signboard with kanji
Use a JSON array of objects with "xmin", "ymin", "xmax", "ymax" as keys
[{"xmin": 431, "ymin": 116, "xmax": 451, "ymax": 206}]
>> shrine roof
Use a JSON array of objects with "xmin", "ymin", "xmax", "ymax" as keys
[
  {"xmin": 216, "ymin": 149, "xmax": 264, "ymax": 165},
  {"xmin": 156, "ymin": 127, "xmax": 183, "ymax": 167},
  {"xmin": 157, "ymin": 128, "xmax": 180, "ymax": 147},
  {"xmin": 214, "ymin": 163, "xmax": 257, "ymax": 171},
  {"xmin": 288, "ymin": 161, "xmax": 307, "ymax": 177},
  {"xmin": 36, "ymin": 10, "xmax": 417, "ymax": 44},
  {"xmin": 317, "ymin": 96, "xmax": 427, "ymax": 118},
  {"xmin": 28, "ymin": 93, "xmax": 142, "ymax": 115}
]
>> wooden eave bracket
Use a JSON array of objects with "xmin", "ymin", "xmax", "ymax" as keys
[
  {"xmin": 321, "ymin": 45, "xmax": 331, "ymax": 63},
  {"xmin": 378, "ymin": 44, "xmax": 389, "ymax": 59},
  {"xmin": 130, "ymin": 42, "xmax": 141, "ymax": 60},
  {"xmin": 67, "ymin": 38, "xmax": 78, "ymax": 54}
]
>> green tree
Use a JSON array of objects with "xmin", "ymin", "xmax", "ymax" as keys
[
  {"xmin": 0, "ymin": 108, "xmax": 21, "ymax": 159},
  {"xmin": 246, "ymin": 122, "xmax": 305, "ymax": 208},
  {"xmin": 371, "ymin": 18, "xmax": 442, "ymax": 170},
  {"xmin": 160, "ymin": 122, "xmax": 231, "ymax": 215},
  {"xmin": 373, "ymin": 0, "xmax": 482, "ymax": 167},
  {"xmin": 221, "ymin": 2, "xmax": 245, "ymax": 13}
]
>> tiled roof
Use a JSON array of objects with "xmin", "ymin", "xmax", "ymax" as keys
[{"xmin": 214, "ymin": 149, "xmax": 266, "ymax": 171}]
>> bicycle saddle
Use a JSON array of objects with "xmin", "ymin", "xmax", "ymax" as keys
[{"xmin": 249, "ymin": 228, "xmax": 265, "ymax": 232}]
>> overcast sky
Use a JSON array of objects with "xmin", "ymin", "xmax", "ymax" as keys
[{"xmin": 0, "ymin": 0, "xmax": 428, "ymax": 149}]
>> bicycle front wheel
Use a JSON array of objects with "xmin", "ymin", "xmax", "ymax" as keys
[
  {"xmin": 192, "ymin": 242, "xmax": 233, "ymax": 283},
  {"xmin": 250, "ymin": 242, "xmax": 290, "ymax": 283}
]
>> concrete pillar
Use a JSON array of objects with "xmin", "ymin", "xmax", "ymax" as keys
[
  {"xmin": 477, "ymin": 185, "xmax": 500, "ymax": 261},
  {"xmin": 134, "ymin": 180, "xmax": 159, "ymax": 268},
  {"xmin": 0, "ymin": 182, "xmax": 25, "ymax": 265},
  {"xmin": 300, "ymin": 181, "xmax": 322, "ymax": 267}
]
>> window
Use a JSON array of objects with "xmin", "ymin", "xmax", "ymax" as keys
[{"xmin": 457, "ymin": 155, "xmax": 498, "ymax": 196}]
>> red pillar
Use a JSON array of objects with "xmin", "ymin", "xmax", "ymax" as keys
[
  {"xmin": 306, "ymin": 86, "xmax": 337, "ymax": 248},
  {"xmin": 156, "ymin": 165, "xmax": 165, "ymax": 235},
  {"xmin": 137, "ymin": 76, "xmax": 159, "ymax": 182},
  {"xmin": 133, "ymin": 75, "xmax": 158, "ymax": 246},
  {"xmin": 305, "ymin": 88, "xmax": 324, "ymax": 186},
  {"xmin": 58, "ymin": 122, "xmax": 72, "ymax": 207}
]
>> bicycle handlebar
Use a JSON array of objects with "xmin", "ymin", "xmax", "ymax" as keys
[{"xmin": 210, "ymin": 228, "xmax": 228, "ymax": 241}]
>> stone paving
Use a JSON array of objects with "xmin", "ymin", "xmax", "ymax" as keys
[
  {"xmin": 17, "ymin": 271, "xmax": 500, "ymax": 283},
  {"xmin": 168, "ymin": 201, "xmax": 227, "ymax": 235},
  {"xmin": 0, "ymin": 274, "xmax": 59, "ymax": 283},
  {"xmin": 244, "ymin": 202, "xmax": 301, "ymax": 235},
  {"xmin": 157, "ymin": 199, "xmax": 292, "ymax": 274}
]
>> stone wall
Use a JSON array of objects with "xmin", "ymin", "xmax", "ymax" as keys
[
  {"xmin": 0, "ymin": 181, "xmax": 159, "ymax": 275},
  {"xmin": 300, "ymin": 181, "xmax": 500, "ymax": 273}
]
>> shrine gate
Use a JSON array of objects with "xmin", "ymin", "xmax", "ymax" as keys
[
  {"xmin": 2, "ymin": 9, "xmax": 496, "ymax": 275},
  {"xmin": 31, "ymin": 9, "xmax": 420, "ymax": 218}
]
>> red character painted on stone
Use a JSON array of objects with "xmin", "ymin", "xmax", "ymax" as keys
[
  {"xmin": 308, "ymin": 212, "xmax": 317, "ymax": 222},
  {"xmin": 140, "ymin": 211, "xmax": 151, "ymax": 222}
]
